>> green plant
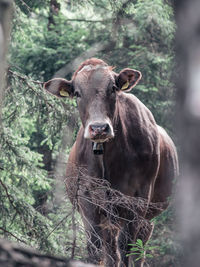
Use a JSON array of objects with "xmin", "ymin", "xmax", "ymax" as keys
[{"xmin": 127, "ymin": 238, "xmax": 159, "ymax": 263}]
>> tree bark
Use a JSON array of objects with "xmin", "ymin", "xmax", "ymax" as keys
[
  {"xmin": 175, "ymin": 1, "xmax": 200, "ymax": 266},
  {"xmin": 48, "ymin": 0, "xmax": 60, "ymax": 30},
  {"xmin": 0, "ymin": 0, "xmax": 12, "ymax": 125}
]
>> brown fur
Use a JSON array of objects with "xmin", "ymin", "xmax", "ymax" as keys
[
  {"xmin": 72, "ymin": 58, "xmax": 111, "ymax": 79},
  {"xmin": 44, "ymin": 58, "xmax": 178, "ymax": 267}
]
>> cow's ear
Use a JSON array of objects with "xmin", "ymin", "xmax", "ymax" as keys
[
  {"xmin": 44, "ymin": 78, "xmax": 74, "ymax": 98},
  {"xmin": 116, "ymin": 68, "xmax": 142, "ymax": 92}
]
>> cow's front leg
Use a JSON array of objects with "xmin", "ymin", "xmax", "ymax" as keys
[
  {"xmin": 79, "ymin": 192, "xmax": 103, "ymax": 264},
  {"xmin": 101, "ymin": 224, "xmax": 120, "ymax": 267},
  {"xmin": 132, "ymin": 222, "xmax": 154, "ymax": 267},
  {"xmin": 84, "ymin": 223, "xmax": 103, "ymax": 264}
]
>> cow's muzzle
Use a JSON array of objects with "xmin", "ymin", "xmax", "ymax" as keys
[
  {"xmin": 85, "ymin": 122, "xmax": 114, "ymax": 142},
  {"xmin": 90, "ymin": 123, "xmax": 109, "ymax": 135}
]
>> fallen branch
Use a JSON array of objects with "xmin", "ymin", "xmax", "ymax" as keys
[{"xmin": 0, "ymin": 238, "xmax": 97, "ymax": 267}]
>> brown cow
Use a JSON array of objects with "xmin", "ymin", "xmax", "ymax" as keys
[{"xmin": 44, "ymin": 58, "xmax": 179, "ymax": 267}]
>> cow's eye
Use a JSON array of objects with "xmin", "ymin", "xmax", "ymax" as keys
[
  {"xmin": 74, "ymin": 91, "xmax": 81, "ymax": 98},
  {"xmin": 112, "ymin": 85, "xmax": 118, "ymax": 93}
]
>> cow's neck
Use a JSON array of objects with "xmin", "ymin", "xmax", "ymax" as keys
[{"xmin": 93, "ymin": 101, "xmax": 128, "ymax": 179}]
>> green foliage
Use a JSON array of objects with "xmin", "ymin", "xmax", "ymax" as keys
[
  {"xmin": 148, "ymin": 207, "xmax": 182, "ymax": 266},
  {"xmin": 0, "ymin": 70, "xmax": 81, "ymax": 254},
  {"xmin": 11, "ymin": 6, "xmax": 90, "ymax": 80},
  {"xmin": 97, "ymin": 0, "xmax": 176, "ymax": 132},
  {"xmin": 127, "ymin": 239, "xmax": 159, "ymax": 263}
]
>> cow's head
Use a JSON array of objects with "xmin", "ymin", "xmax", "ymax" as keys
[{"xmin": 44, "ymin": 58, "xmax": 141, "ymax": 143}]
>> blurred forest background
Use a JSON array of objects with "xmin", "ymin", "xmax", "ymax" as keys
[{"xmin": 0, "ymin": 0, "xmax": 181, "ymax": 266}]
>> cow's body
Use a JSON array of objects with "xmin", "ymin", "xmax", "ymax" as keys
[{"xmin": 44, "ymin": 58, "xmax": 178, "ymax": 267}]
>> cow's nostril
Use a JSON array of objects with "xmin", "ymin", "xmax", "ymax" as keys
[
  {"xmin": 101, "ymin": 124, "xmax": 109, "ymax": 132},
  {"xmin": 89, "ymin": 123, "xmax": 110, "ymax": 134}
]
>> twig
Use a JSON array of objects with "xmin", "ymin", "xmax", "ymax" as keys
[
  {"xmin": 71, "ymin": 206, "xmax": 76, "ymax": 259},
  {"xmin": 0, "ymin": 179, "xmax": 32, "ymax": 231},
  {"xmin": 0, "ymin": 179, "xmax": 16, "ymax": 211},
  {"xmin": 70, "ymin": 169, "xmax": 81, "ymax": 259},
  {"xmin": 8, "ymin": 69, "xmax": 43, "ymax": 85},
  {"xmin": 0, "ymin": 227, "xmax": 27, "ymax": 244},
  {"xmin": 64, "ymin": 18, "xmax": 112, "ymax": 23},
  {"xmin": 17, "ymin": 0, "xmax": 31, "ymax": 12},
  {"xmin": 8, "ymin": 69, "xmax": 54, "ymax": 109},
  {"xmin": 46, "ymin": 211, "xmax": 73, "ymax": 239}
]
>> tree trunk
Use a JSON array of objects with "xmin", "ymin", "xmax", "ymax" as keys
[
  {"xmin": 0, "ymin": 0, "xmax": 12, "ymax": 125},
  {"xmin": 175, "ymin": 1, "xmax": 200, "ymax": 266}
]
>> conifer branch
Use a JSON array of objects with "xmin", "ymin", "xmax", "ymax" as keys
[
  {"xmin": 0, "ymin": 179, "xmax": 32, "ymax": 231},
  {"xmin": 0, "ymin": 179, "xmax": 16, "ymax": 211},
  {"xmin": 8, "ymin": 69, "xmax": 54, "ymax": 109},
  {"xmin": 0, "ymin": 227, "xmax": 27, "ymax": 244}
]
